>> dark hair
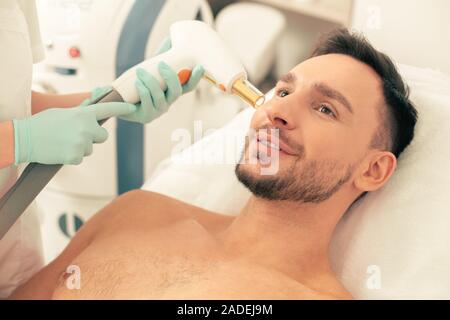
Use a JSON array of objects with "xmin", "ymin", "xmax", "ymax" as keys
[{"xmin": 310, "ymin": 29, "xmax": 418, "ymax": 158}]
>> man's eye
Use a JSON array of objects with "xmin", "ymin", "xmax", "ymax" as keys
[
  {"xmin": 276, "ymin": 89, "xmax": 289, "ymax": 98},
  {"xmin": 317, "ymin": 104, "xmax": 336, "ymax": 118}
]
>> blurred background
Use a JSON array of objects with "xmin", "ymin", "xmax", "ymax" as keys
[{"xmin": 32, "ymin": 0, "xmax": 450, "ymax": 262}]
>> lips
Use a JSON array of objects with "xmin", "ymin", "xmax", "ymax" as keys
[{"xmin": 256, "ymin": 131, "xmax": 297, "ymax": 156}]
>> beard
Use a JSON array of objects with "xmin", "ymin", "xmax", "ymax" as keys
[{"xmin": 235, "ymin": 145, "xmax": 355, "ymax": 203}]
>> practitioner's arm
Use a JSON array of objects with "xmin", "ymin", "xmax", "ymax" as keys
[
  {"xmin": 0, "ymin": 121, "xmax": 14, "ymax": 169},
  {"xmin": 31, "ymin": 91, "xmax": 91, "ymax": 114}
]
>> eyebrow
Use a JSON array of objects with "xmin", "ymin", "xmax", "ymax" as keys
[
  {"xmin": 278, "ymin": 72, "xmax": 297, "ymax": 85},
  {"xmin": 312, "ymin": 82, "xmax": 354, "ymax": 115},
  {"xmin": 277, "ymin": 73, "xmax": 354, "ymax": 115}
]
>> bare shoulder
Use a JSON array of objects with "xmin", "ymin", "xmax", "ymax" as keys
[
  {"xmin": 99, "ymin": 190, "xmax": 234, "ymax": 234},
  {"xmin": 306, "ymin": 292, "xmax": 353, "ymax": 300},
  {"xmin": 299, "ymin": 275, "xmax": 353, "ymax": 300},
  {"xmin": 286, "ymin": 281, "xmax": 353, "ymax": 300}
]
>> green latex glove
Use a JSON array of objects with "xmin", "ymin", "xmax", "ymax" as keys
[
  {"xmin": 119, "ymin": 37, "xmax": 205, "ymax": 124},
  {"xmin": 80, "ymin": 86, "xmax": 113, "ymax": 107},
  {"xmin": 13, "ymin": 103, "xmax": 136, "ymax": 165}
]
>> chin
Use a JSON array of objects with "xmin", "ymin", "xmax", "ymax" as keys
[{"xmin": 235, "ymin": 158, "xmax": 284, "ymax": 183}]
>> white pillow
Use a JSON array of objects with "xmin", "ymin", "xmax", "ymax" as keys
[
  {"xmin": 330, "ymin": 65, "xmax": 450, "ymax": 299},
  {"xmin": 143, "ymin": 108, "xmax": 253, "ymax": 215},
  {"xmin": 142, "ymin": 64, "xmax": 450, "ymax": 299}
]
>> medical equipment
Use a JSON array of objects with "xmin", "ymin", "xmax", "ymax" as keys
[
  {"xmin": 34, "ymin": 0, "xmax": 216, "ymax": 200},
  {"xmin": 117, "ymin": 62, "xmax": 205, "ymax": 124},
  {"xmin": 0, "ymin": 19, "xmax": 265, "ymax": 240},
  {"xmin": 113, "ymin": 20, "xmax": 265, "ymax": 108},
  {"xmin": 215, "ymin": 2, "xmax": 286, "ymax": 85}
]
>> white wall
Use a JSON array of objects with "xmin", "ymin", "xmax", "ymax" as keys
[{"xmin": 351, "ymin": 0, "xmax": 450, "ymax": 75}]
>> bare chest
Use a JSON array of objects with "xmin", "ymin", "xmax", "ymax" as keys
[{"xmin": 51, "ymin": 220, "xmax": 307, "ymax": 299}]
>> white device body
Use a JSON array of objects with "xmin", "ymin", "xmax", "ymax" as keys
[
  {"xmin": 215, "ymin": 3, "xmax": 286, "ymax": 85},
  {"xmin": 112, "ymin": 20, "xmax": 247, "ymax": 103}
]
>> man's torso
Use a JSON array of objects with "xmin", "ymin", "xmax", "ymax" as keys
[{"xmin": 22, "ymin": 190, "xmax": 349, "ymax": 299}]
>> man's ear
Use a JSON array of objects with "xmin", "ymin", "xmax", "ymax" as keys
[{"xmin": 354, "ymin": 151, "xmax": 397, "ymax": 192}]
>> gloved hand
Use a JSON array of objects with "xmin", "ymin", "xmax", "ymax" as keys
[
  {"xmin": 80, "ymin": 86, "xmax": 113, "ymax": 107},
  {"xmin": 118, "ymin": 37, "xmax": 205, "ymax": 124},
  {"xmin": 13, "ymin": 102, "xmax": 136, "ymax": 165}
]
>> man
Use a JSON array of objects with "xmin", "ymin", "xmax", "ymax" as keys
[{"xmin": 10, "ymin": 29, "xmax": 417, "ymax": 299}]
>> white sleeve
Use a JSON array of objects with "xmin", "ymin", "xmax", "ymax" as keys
[{"xmin": 18, "ymin": 0, "xmax": 45, "ymax": 63}]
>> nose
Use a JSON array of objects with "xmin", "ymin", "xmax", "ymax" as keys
[{"xmin": 263, "ymin": 98, "xmax": 296, "ymax": 130}]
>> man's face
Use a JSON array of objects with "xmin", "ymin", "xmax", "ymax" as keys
[{"xmin": 236, "ymin": 54, "xmax": 385, "ymax": 203}]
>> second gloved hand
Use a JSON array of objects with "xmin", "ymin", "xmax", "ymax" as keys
[
  {"xmin": 80, "ymin": 86, "xmax": 113, "ymax": 107},
  {"xmin": 118, "ymin": 62, "xmax": 205, "ymax": 124},
  {"xmin": 13, "ymin": 102, "xmax": 136, "ymax": 165}
]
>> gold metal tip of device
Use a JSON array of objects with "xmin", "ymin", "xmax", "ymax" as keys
[
  {"xmin": 232, "ymin": 78, "xmax": 265, "ymax": 108},
  {"xmin": 202, "ymin": 72, "xmax": 217, "ymax": 86}
]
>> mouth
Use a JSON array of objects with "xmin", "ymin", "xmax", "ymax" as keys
[
  {"xmin": 256, "ymin": 131, "xmax": 297, "ymax": 157},
  {"xmin": 258, "ymin": 138, "xmax": 279, "ymax": 150}
]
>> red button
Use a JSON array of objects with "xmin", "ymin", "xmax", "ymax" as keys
[
  {"xmin": 177, "ymin": 69, "xmax": 192, "ymax": 85},
  {"xmin": 69, "ymin": 47, "xmax": 81, "ymax": 58}
]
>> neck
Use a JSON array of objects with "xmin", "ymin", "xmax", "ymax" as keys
[{"xmin": 217, "ymin": 192, "xmax": 351, "ymax": 282}]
